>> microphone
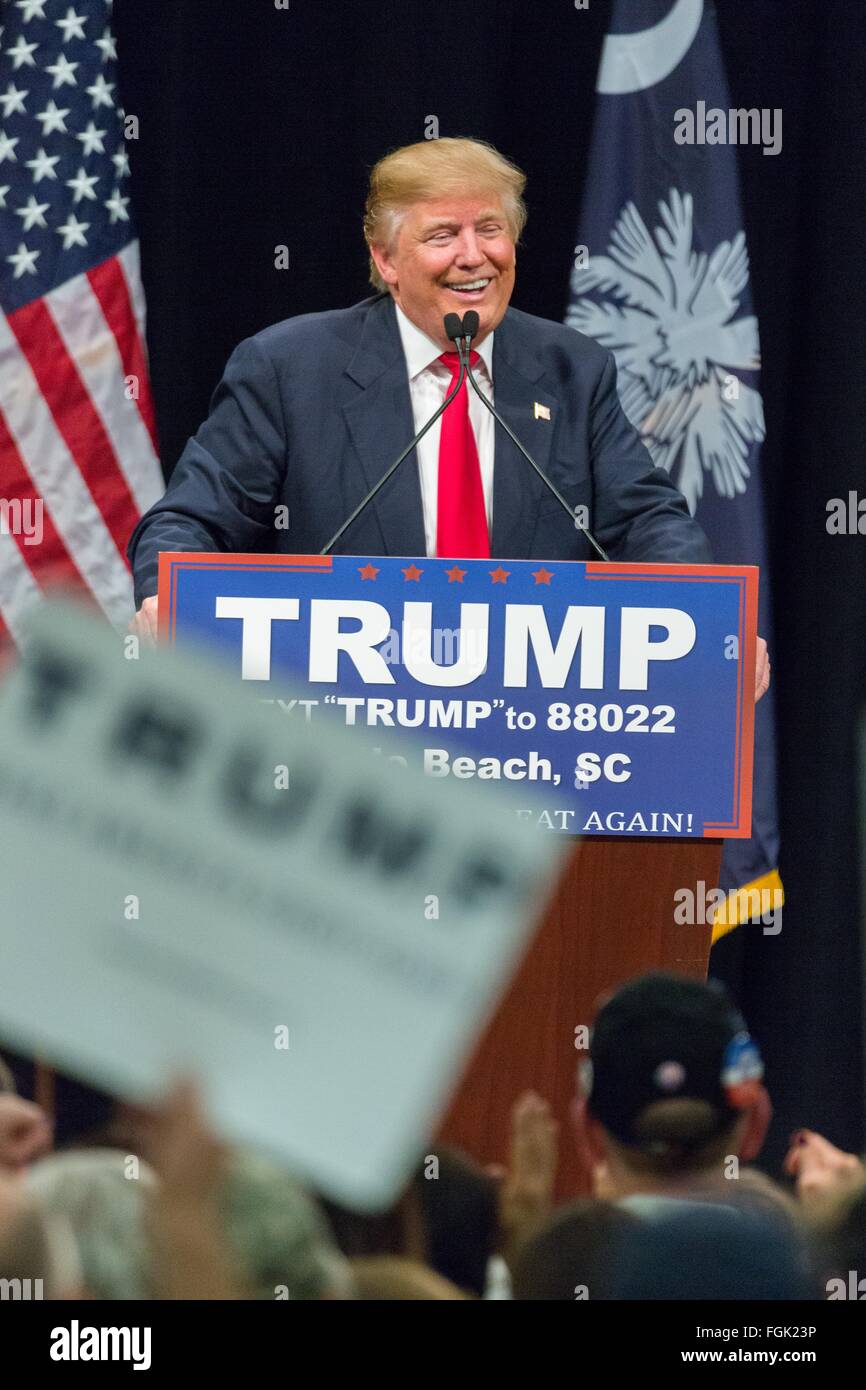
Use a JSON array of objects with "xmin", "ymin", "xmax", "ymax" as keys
[
  {"xmin": 449, "ymin": 310, "xmax": 610, "ymax": 562},
  {"xmin": 320, "ymin": 320, "xmax": 468, "ymax": 555}
]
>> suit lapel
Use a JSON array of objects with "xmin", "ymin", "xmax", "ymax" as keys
[
  {"xmin": 342, "ymin": 296, "xmax": 426, "ymax": 557},
  {"xmin": 341, "ymin": 299, "xmax": 562, "ymax": 561},
  {"xmin": 490, "ymin": 313, "xmax": 560, "ymax": 558}
]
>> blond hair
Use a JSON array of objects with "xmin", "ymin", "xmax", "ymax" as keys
[{"xmin": 363, "ymin": 137, "xmax": 527, "ymax": 292}]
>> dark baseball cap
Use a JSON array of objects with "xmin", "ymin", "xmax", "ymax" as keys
[{"xmin": 582, "ymin": 973, "xmax": 764, "ymax": 1154}]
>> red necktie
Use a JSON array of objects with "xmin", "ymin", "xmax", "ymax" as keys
[{"xmin": 435, "ymin": 351, "xmax": 490, "ymax": 558}]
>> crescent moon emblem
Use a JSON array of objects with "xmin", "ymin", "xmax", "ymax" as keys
[{"xmin": 597, "ymin": 0, "xmax": 704, "ymax": 95}]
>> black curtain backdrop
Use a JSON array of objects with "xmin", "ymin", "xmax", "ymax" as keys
[{"xmin": 103, "ymin": 0, "xmax": 865, "ymax": 1172}]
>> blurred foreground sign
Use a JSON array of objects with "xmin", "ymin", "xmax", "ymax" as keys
[{"xmin": 0, "ymin": 603, "xmax": 563, "ymax": 1209}]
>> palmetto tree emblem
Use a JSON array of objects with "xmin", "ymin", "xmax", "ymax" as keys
[{"xmin": 567, "ymin": 189, "xmax": 765, "ymax": 512}]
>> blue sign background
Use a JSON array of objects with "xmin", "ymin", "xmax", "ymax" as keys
[{"xmin": 161, "ymin": 554, "xmax": 755, "ymax": 837}]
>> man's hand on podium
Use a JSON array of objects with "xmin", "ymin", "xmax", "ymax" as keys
[
  {"xmin": 755, "ymin": 636, "xmax": 771, "ymax": 703},
  {"xmin": 130, "ymin": 595, "xmax": 159, "ymax": 646}
]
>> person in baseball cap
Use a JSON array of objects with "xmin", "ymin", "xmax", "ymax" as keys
[{"xmin": 572, "ymin": 972, "xmax": 772, "ymax": 1208}]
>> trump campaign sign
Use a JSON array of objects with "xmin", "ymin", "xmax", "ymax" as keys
[
  {"xmin": 159, "ymin": 554, "xmax": 757, "ymax": 838},
  {"xmin": 0, "ymin": 601, "xmax": 563, "ymax": 1209}
]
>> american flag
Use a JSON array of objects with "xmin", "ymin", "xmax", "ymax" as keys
[{"xmin": 0, "ymin": 0, "xmax": 162, "ymax": 645}]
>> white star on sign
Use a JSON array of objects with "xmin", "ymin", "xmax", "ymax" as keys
[
  {"xmin": 104, "ymin": 186, "xmax": 130, "ymax": 223},
  {"xmin": 94, "ymin": 27, "xmax": 117, "ymax": 62},
  {"xmin": 76, "ymin": 121, "xmax": 106, "ymax": 155},
  {"xmin": 86, "ymin": 73, "xmax": 114, "ymax": 109},
  {"xmin": 0, "ymin": 130, "xmax": 20, "ymax": 164},
  {"xmin": 56, "ymin": 7, "xmax": 88, "ymax": 41},
  {"xmin": 25, "ymin": 146, "xmax": 60, "ymax": 182},
  {"xmin": 46, "ymin": 54, "xmax": 78, "ymax": 89},
  {"xmin": 15, "ymin": 195, "xmax": 50, "ymax": 230},
  {"xmin": 7, "ymin": 35, "xmax": 39, "ymax": 70},
  {"xmin": 66, "ymin": 165, "xmax": 99, "ymax": 202},
  {"xmin": 36, "ymin": 99, "xmax": 70, "ymax": 135},
  {"xmin": 0, "ymin": 186, "xmax": 10, "ymax": 209},
  {"xmin": 56, "ymin": 213, "xmax": 90, "ymax": 249},
  {"xmin": 111, "ymin": 147, "xmax": 130, "ymax": 179},
  {"xmin": 0, "ymin": 83, "xmax": 28, "ymax": 118},
  {"xmin": 15, "ymin": 0, "xmax": 48, "ymax": 20},
  {"xmin": 6, "ymin": 242, "xmax": 40, "ymax": 279}
]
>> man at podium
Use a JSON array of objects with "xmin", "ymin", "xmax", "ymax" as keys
[{"xmin": 126, "ymin": 136, "xmax": 768, "ymax": 700}]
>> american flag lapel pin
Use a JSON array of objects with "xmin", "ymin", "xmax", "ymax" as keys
[{"xmin": 534, "ymin": 402, "xmax": 551, "ymax": 420}]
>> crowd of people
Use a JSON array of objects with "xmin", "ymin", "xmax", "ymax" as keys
[{"xmin": 1, "ymin": 973, "xmax": 863, "ymax": 1300}]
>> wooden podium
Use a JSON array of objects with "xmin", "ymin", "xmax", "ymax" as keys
[{"xmin": 437, "ymin": 834, "xmax": 722, "ymax": 1197}]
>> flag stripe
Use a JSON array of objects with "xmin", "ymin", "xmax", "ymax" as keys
[
  {"xmin": 119, "ymin": 242, "xmax": 149, "ymax": 345},
  {"xmin": 0, "ymin": 402, "xmax": 91, "ymax": 597},
  {"xmin": 7, "ymin": 297, "xmax": 141, "ymax": 561},
  {"xmin": 48, "ymin": 269, "xmax": 163, "ymax": 516},
  {"xmin": 88, "ymin": 250, "xmax": 160, "ymax": 457},
  {"xmin": 0, "ymin": 316, "xmax": 134, "ymax": 626},
  {"xmin": 0, "ymin": 525, "xmax": 43, "ymax": 647}
]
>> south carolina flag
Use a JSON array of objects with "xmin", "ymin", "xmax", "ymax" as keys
[{"xmin": 566, "ymin": 0, "xmax": 783, "ymax": 951}]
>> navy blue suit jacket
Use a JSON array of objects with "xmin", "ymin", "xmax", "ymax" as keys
[{"xmin": 128, "ymin": 293, "xmax": 710, "ymax": 604}]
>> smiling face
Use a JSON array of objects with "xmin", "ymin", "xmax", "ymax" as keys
[{"xmin": 369, "ymin": 194, "xmax": 517, "ymax": 349}]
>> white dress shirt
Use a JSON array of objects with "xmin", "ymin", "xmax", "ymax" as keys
[{"xmin": 394, "ymin": 302, "xmax": 495, "ymax": 556}]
